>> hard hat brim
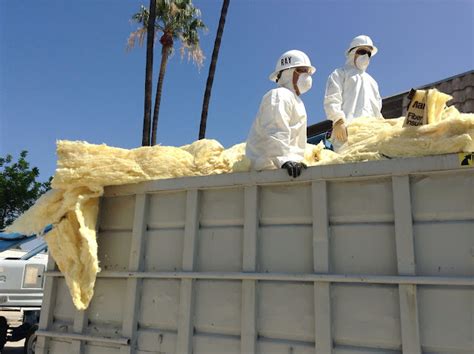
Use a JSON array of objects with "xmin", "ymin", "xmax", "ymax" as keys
[{"xmin": 269, "ymin": 65, "xmax": 316, "ymax": 82}]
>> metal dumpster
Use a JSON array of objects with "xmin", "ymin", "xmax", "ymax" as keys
[{"xmin": 36, "ymin": 153, "xmax": 473, "ymax": 354}]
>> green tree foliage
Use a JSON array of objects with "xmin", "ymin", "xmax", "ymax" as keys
[{"xmin": 0, "ymin": 151, "xmax": 51, "ymax": 230}]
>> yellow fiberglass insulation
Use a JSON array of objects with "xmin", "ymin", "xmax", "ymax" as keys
[
  {"xmin": 6, "ymin": 103, "xmax": 474, "ymax": 310},
  {"xmin": 6, "ymin": 186, "xmax": 102, "ymax": 310},
  {"xmin": 7, "ymin": 139, "xmax": 249, "ymax": 310},
  {"xmin": 44, "ymin": 190, "xmax": 100, "ymax": 310},
  {"xmin": 315, "ymin": 107, "xmax": 474, "ymax": 165}
]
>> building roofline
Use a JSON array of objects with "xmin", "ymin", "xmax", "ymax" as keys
[{"xmin": 382, "ymin": 69, "xmax": 474, "ymax": 100}]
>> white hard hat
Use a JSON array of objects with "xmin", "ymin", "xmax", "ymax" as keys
[
  {"xmin": 346, "ymin": 35, "xmax": 378, "ymax": 56},
  {"xmin": 269, "ymin": 50, "xmax": 316, "ymax": 82}
]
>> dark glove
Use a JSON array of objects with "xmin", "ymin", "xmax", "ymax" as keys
[{"xmin": 281, "ymin": 161, "xmax": 307, "ymax": 178}]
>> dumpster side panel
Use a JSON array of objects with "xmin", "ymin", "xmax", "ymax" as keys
[{"xmin": 37, "ymin": 155, "xmax": 474, "ymax": 354}]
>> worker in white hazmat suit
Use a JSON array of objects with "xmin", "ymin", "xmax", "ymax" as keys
[
  {"xmin": 246, "ymin": 50, "xmax": 316, "ymax": 177},
  {"xmin": 324, "ymin": 35, "xmax": 382, "ymax": 151}
]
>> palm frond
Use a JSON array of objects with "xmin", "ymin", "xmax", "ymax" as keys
[
  {"xmin": 130, "ymin": 5, "xmax": 149, "ymax": 26},
  {"xmin": 128, "ymin": 0, "xmax": 206, "ymax": 66},
  {"xmin": 127, "ymin": 27, "xmax": 148, "ymax": 51},
  {"xmin": 179, "ymin": 31, "xmax": 205, "ymax": 68}
]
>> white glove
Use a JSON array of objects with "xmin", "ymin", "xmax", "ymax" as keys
[{"xmin": 332, "ymin": 118, "xmax": 348, "ymax": 142}]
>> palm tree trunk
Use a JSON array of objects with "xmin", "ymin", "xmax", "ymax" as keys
[
  {"xmin": 142, "ymin": 0, "xmax": 156, "ymax": 146},
  {"xmin": 198, "ymin": 0, "xmax": 230, "ymax": 140},
  {"xmin": 151, "ymin": 44, "xmax": 171, "ymax": 146}
]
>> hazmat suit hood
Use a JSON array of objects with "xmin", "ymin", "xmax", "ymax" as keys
[
  {"xmin": 345, "ymin": 50, "xmax": 356, "ymax": 68},
  {"xmin": 345, "ymin": 50, "xmax": 365, "ymax": 72},
  {"xmin": 277, "ymin": 68, "xmax": 297, "ymax": 93},
  {"xmin": 277, "ymin": 68, "xmax": 312, "ymax": 95}
]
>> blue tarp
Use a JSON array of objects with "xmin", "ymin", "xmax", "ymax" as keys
[
  {"xmin": 0, "ymin": 225, "xmax": 52, "ymax": 252},
  {"xmin": 307, "ymin": 132, "xmax": 334, "ymax": 150}
]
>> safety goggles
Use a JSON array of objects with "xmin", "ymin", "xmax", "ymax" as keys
[
  {"xmin": 355, "ymin": 49, "xmax": 372, "ymax": 57},
  {"xmin": 294, "ymin": 66, "xmax": 311, "ymax": 74}
]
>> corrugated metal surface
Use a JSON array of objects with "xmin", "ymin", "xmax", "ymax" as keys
[
  {"xmin": 36, "ymin": 153, "xmax": 474, "ymax": 354},
  {"xmin": 381, "ymin": 70, "xmax": 474, "ymax": 118}
]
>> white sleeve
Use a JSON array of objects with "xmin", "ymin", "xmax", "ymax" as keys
[
  {"xmin": 259, "ymin": 92, "xmax": 301, "ymax": 168},
  {"xmin": 375, "ymin": 81, "xmax": 383, "ymax": 118},
  {"xmin": 324, "ymin": 70, "xmax": 346, "ymax": 122}
]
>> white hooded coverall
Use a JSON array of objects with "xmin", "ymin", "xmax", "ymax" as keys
[
  {"xmin": 324, "ymin": 50, "xmax": 382, "ymax": 125},
  {"xmin": 246, "ymin": 69, "xmax": 307, "ymax": 171}
]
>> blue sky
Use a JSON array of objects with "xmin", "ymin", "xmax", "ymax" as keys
[{"xmin": 1, "ymin": 0, "xmax": 473, "ymax": 181}]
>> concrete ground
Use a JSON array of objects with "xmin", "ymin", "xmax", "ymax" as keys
[{"xmin": 1, "ymin": 310, "xmax": 25, "ymax": 354}]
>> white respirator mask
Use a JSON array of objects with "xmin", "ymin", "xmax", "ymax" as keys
[
  {"xmin": 355, "ymin": 54, "xmax": 370, "ymax": 71},
  {"xmin": 297, "ymin": 73, "xmax": 312, "ymax": 94}
]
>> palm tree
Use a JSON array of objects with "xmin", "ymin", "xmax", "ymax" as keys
[
  {"xmin": 129, "ymin": 0, "xmax": 206, "ymax": 145},
  {"xmin": 199, "ymin": 0, "xmax": 230, "ymax": 140},
  {"xmin": 129, "ymin": 1, "xmax": 157, "ymax": 146}
]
